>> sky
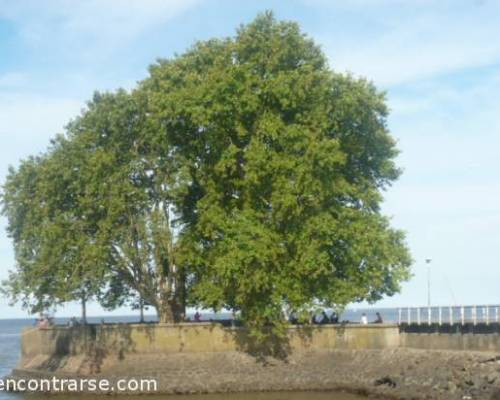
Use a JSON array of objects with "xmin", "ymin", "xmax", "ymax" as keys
[{"xmin": 0, "ymin": 0, "xmax": 499, "ymax": 318}]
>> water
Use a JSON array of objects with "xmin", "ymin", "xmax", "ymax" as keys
[
  {"xmin": 0, "ymin": 318, "xmax": 30, "ymax": 400},
  {"xmin": 9, "ymin": 393, "xmax": 365, "ymax": 400},
  {"xmin": 0, "ymin": 316, "xmax": 153, "ymax": 400}
]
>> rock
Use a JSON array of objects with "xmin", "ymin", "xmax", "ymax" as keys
[
  {"xmin": 374, "ymin": 376, "xmax": 397, "ymax": 388},
  {"xmin": 446, "ymin": 381, "xmax": 457, "ymax": 394},
  {"xmin": 486, "ymin": 373, "xmax": 498, "ymax": 384}
]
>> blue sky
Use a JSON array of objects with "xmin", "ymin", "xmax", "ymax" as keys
[{"xmin": 0, "ymin": 0, "xmax": 499, "ymax": 318}]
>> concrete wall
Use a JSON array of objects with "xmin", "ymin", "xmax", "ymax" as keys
[
  {"xmin": 20, "ymin": 323, "xmax": 400, "ymax": 361},
  {"xmin": 20, "ymin": 322, "xmax": 500, "ymax": 366}
]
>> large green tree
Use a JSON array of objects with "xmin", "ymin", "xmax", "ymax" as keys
[
  {"xmin": 1, "ymin": 12, "xmax": 411, "ymax": 334},
  {"xmin": 143, "ymin": 12, "xmax": 411, "ymax": 336}
]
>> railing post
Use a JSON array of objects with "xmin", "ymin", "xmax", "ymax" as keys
[
  {"xmin": 438, "ymin": 307, "xmax": 442, "ymax": 325},
  {"xmin": 427, "ymin": 307, "xmax": 432, "ymax": 325},
  {"xmin": 461, "ymin": 306, "xmax": 465, "ymax": 325},
  {"xmin": 449, "ymin": 306, "xmax": 453, "ymax": 325},
  {"xmin": 486, "ymin": 306, "xmax": 490, "ymax": 325},
  {"xmin": 473, "ymin": 305, "xmax": 477, "ymax": 325},
  {"xmin": 398, "ymin": 308, "xmax": 402, "ymax": 324},
  {"xmin": 408, "ymin": 307, "xmax": 411, "ymax": 325},
  {"xmin": 417, "ymin": 307, "xmax": 421, "ymax": 325}
]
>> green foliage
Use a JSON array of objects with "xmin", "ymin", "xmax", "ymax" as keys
[
  {"xmin": 144, "ymin": 12, "xmax": 412, "ymax": 335},
  {"xmin": 1, "ymin": 138, "xmax": 104, "ymax": 313},
  {"xmin": 1, "ymin": 12, "xmax": 411, "ymax": 338}
]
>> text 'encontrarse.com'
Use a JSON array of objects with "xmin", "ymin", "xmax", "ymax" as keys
[{"xmin": 0, "ymin": 377, "xmax": 158, "ymax": 393}]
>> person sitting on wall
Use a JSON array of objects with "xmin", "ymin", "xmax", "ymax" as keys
[
  {"xmin": 374, "ymin": 312, "xmax": 383, "ymax": 324},
  {"xmin": 38, "ymin": 317, "xmax": 50, "ymax": 329},
  {"xmin": 319, "ymin": 311, "xmax": 329, "ymax": 324},
  {"xmin": 360, "ymin": 313, "xmax": 368, "ymax": 325},
  {"xmin": 288, "ymin": 312, "xmax": 298, "ymax": 325},
  {"xmin": 194, "ymin": 311, "xmax": 202, "ymax": 322},
  {"xmin": 330, "ymin": 311, "xmax": 339, "ymax": 324}
]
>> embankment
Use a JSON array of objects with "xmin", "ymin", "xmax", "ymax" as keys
[{"xmin": 11, "ymin": 323, "xmax": 500, "ymax": 399}]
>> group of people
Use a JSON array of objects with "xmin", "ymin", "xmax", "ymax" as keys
[
  {"xmin": 36, "ymin": 310, "xmax": 384, "ymax": 327},
  {"xmin": 36, "ymin": 316, "xmax": 89, "ymax": 329},
  {"xmin": 288, "ymin": 310, "xmax": 384, "ymax": 325},
  {"xmin": 288, "ymin": 310, "xmax": 340, "ymax": 325},
  {"xmin": 360, "ymin": 312, "xmax": 384, "ymax": 325},
  {"xmin": 312, "ymin": 311, "xmax": 340, "ymax": 325}
]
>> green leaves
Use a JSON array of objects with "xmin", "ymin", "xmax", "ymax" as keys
[
  {"xmin": 1, "ymin": 12, "xmax": 411, "ymax": 339},
  {"xmin": 145, "ymin": 11, "xmax": 411, "ymax": 337}
]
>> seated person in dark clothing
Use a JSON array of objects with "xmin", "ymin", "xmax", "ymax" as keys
[
  {"xmin": 319, "ymin": 311, "xmax": 329, "ymax": 325},
  {"xmin": 374, "ymin": 312, "xmax": 383, "ymax": 324},
  {"xmin": 330, "ymin": 311, "xmax": 339, "ymax": 324}
]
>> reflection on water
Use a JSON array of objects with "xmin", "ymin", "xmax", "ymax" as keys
[{"xmin": 22, "ymin": 392, "xmax": 366, "ymax": 400}]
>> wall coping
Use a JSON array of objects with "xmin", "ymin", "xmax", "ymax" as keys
[{"xmin": 24, "ymin": 322, "xmax": 399, "ymax": 333}]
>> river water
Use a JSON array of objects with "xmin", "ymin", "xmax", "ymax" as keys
[
  {"xmin": 0, "ymin": 316, "xmax": 374, "ymax": 400},
  {"xmin": 22, "ymin": 393, "xmax": 366, "ymax": 400}
]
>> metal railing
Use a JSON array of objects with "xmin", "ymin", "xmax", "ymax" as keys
[{"xmin": 398, "ymin": 305, "xmax": 500, "ymax": 325}]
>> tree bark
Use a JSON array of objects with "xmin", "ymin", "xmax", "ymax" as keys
[
  {"xmin": 157, "ymin": 301, "xmax": 175, "ymax": 323},
  {"xmin": 81, "ymin": 296, "xmax": 87, "ymax": 325},
  {"xmin": 139, "ymin": 297, "xmax": 145, "ymax": 323}
]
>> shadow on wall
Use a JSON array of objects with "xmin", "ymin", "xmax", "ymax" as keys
[
  {"xmin": 37, "ymin": 323, "xmax": 158, "ymax": 373},
  {"xmin": 42, "ymin": 322, "xmax": 313, "ymax": 365},
  {"xmin": 230, "ymin": 327, "xmax": 291, "ymax": 362},
  {"xmin": 229, "ymin": 323, "xmax": 348, "ymax": 362}
]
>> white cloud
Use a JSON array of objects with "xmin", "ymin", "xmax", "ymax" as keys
[
  {"xmin": 0, "ymin": 0, "xmax": 200, "ymax": 63},
  {"xmin": 0, "ymin": 0, "xmax": 199, "ymax": 36},
  {"xmin": 317, "ymin": 2, "xmax": 500, "ymax": 86}
]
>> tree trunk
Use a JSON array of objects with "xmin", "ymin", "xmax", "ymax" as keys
[
  {"xmin": 157, "ymin": 299, "xmax": 183, "ymax": 323},
  {"xmin": 139, "ymin": 297, "xmax": 145, "ymax": 323},
  {"xmin": 81, "ymin": 296, "xmax": 87, "ymax": 325},
  {"xmin": 176, "ymin": 270, "xmax": 187, "ymax": 321}
]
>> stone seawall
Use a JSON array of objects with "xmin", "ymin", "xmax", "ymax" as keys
[
  {"xmin": 11, "ymin": 323, "xmax": 500, "ymax": 399},
  {"xmin": 19, "ymin": 323, "xmax": 400, "ymax": 361}
]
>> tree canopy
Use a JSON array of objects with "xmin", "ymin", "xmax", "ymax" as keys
[{"xmin": 1, "ymin": 12, "xmax": 411, "ymax": 336}]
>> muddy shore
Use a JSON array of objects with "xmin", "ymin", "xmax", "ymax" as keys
[{"xmin": 9, "ymin": 348, "xmax": 500, "ymax": 399}]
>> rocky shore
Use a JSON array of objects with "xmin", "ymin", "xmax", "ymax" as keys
[
  {"xmin": 10, "ymin": 348, "xmax": 500, "ymax": 399},
  {"xmin": 336, "ymin": 348, "xmax": 500, "ymax": 400}
]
